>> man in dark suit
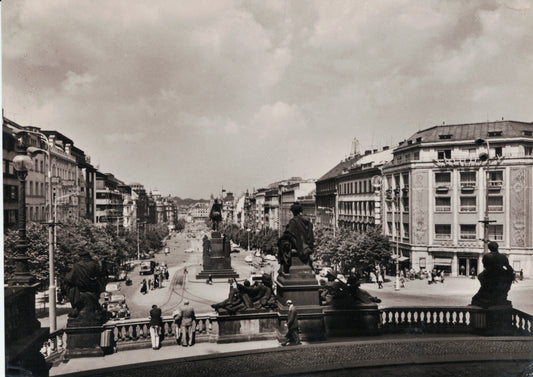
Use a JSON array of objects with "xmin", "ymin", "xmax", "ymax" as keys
[
  {"xmin": 282, "ymin": 300, "xmax": 301, "ymax": 346},
  {"xmin": 149, "ymin": 304, "xmax": 163, "ymax": 350}
]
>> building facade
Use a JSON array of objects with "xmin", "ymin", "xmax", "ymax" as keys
[{"xmin": 382, "ymin": 120, "xmax": 533, "ymax": 277}]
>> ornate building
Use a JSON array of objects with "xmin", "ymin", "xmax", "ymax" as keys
[{"xmin": 382, "ymin": 120, "xmax": 533, "ymax": 277}]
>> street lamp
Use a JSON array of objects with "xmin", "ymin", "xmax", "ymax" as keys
[
  {"xmin": 11, "ymin": 154, "xmax": 35, "ymax": 286},
  {"xmin": 247, "ymin": 228, "xmax": 251, "ymax": 252},
  {"xmin": 475, "ymin": 138, "xmax": 495, "ymax": 255},
  {"xmin": 18, "ymin": 130, "xmax": 58, "ymax": 331}
]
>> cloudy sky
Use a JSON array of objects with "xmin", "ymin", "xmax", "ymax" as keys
[{"xmin": 3, "ymin": 0, "xmax": 533, "ymax": 198}]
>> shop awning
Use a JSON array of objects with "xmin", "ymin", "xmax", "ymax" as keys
[{"xmin": 434, "ymin": 257, "xmax": 452, "ymax": 266}]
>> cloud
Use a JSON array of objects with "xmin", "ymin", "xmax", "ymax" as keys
[
  {"xmin": 3, "ymin": 0, "xmax": 533, "ymax": 198},
  {"xmin": 104, "ymin": 132, "xmax": 146, "ymax": 144},
  {"xmin": 250, "ymin": 102, "xmax": 307, "ymax": 138}
]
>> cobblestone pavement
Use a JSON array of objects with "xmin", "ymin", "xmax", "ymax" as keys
[{"xmin": 53, "ymin": 336, "xmax": 533, "ymax": 377}]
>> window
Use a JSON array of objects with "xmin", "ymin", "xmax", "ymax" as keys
[
  {"xmin": 435, "ymin": 224, "xmax": 452, "ymax": 240},
  {"xmin": 488, "ymin": 131, "xmax": 502, "ymax": 137},
  {"xmin": 29, "ymin": 181, "xmax": 34, "ymax": 196},
  {"xmin": 402, "ymin": 196, "xmax": 409, "ymax": 212},
  {"xmin": 523, "ymin": 130, "xmax": 533, "ymax": 136},
  {"xmin": 460, "ymin": 171, "xmax": 476, "ymax": 184},
  {"xmin": 489, "ymin": 170, "xmax": 503, "ymax": 183},
  {"xmin": 403, "ymin": 223, "xmax": 409, "ymax": 239},
  {"xmin": 488, "ymin": 196, "xmax": 503, "ymax": 212},
  {"xmin": 439, "ymin": 134, "xmax": 452, "ymax": 139},
  {"xmin": 413, "ymin": 151, "xmax": 420, "ymax": 160},
  {"xmin": 460, "ymin": 196, "xmax": 476, "ymax": 212},
  {"xmin": 525, "ymin": 146, "xmax": 532, "ymax": 156},
  {"xmin": 460, "ymin": 224, "xmax": 477, "ymax": 240},
  {"xmin": 495, "ymin": 147, "xmax": 502, "ymax": 157},
  {"xmin": 435, "ymin": 197, "xmax": 451, "ymax": 212},
  {"xmin": 437, "ymin": 149, "xmax": 452, "ymax": 159},
  {"xmin": 488, "ymin": 224, "xmax": 503, "ymax": 241},
  {"xmin": 435, "ymin": 172, "xmax": 451, "ymax": 185},
  {"xmin": 387, "ymin": 222, "xmax": 393, "ymax": 235}
]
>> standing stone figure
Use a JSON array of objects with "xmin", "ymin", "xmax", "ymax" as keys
[
  {"xmin": 471, "ymin": 242, "xmax": 515, "ymax": 308},
  {"xmin": 277, "ymin": 202, "xmax": 314, "ymax": 273},
  {"xmin": 64, "ymin": 250, "xmax": 107, "ymax": 323},
  {"xmin": 209, "ymin": 199, "xmax": 223, "ymax": 231}
]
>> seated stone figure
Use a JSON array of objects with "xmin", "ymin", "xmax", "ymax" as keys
[
  {"xmin": 319, "ymin": 272, "xmax": 381, "ymax": 307},
  {"xmin": 211, "ymin": 279, "xmax": 246, "ymax": 315},
  {"xmin": 211, "ymin": 275, "xmax": 277, "ymax": 314},
  {"xmin": 471, "ymin": 242, "xmax": 515, "ymax": 308},
  {"xmin": 64, "ymin": 250, "xmax": 107, "ymax": 323}
]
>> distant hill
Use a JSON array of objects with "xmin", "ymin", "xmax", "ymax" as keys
[{"xmin": 172, "ymin": 197, "xmax": 210, "ymax": 206}]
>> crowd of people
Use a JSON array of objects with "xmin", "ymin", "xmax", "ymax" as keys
[{"xmin": 140, "ymin": 263, "xmax": 170, "ymax": 295}]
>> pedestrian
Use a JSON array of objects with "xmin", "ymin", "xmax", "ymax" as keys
[
  {"xmin": 439, "ymin": 270, "xmax": 445, "ymax": 283},
  {"xmin": 148, "ymin": 278, "xmax": 153, "ymax": 291},
  {"xmin": 281, "ymin": 300, "xmax": 301, "ymax": 346},
  {"xmin": 377, "ymin": 272, "xmax": 383, "ymax": 289},
  {"xmin": 179, "ymin": 300, "xmax": 196, "ymax": 347},
  {"xmin": 427, "ymin": 271, "xmax": 433, "ymax": 284},
  {"xmin": 164, "ymin": 269, "xmax": 169, "ymax": 281},
  {"xmin": 149, "ymin": 304, "xmax": 163, "ymax": 350},
  {"xmin": 172, "ymin": 308, "xmax": 182, "ymax": 345},
  {"xmin": 520, "ymin": 269, "xmax": 524, "ymax": 281},
  {"xmin": 207, "ymin": 274, "xmax": 213, "ymax": 285},
  {"xmin": 460, "ymin": 265, "xmax": 466, "ymax": 276},
  {"xmin": 470, "ymin": 267, "xmax": 476, "ymax": 279},
  {"xmin": 140, "ymin": 279, "xmax": 147, "ymax": 295},
  {"xmin": 154, "ymin": 275, "xmax": 159, "ymax": 289}
]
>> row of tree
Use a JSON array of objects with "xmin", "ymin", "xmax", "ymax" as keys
[
  {"xmin": 220, "ymin": 222, "xmax": 392, "ymax": 277},
  {"xmin": 3, "ymin": 219, "xmax": 169, "ymax": 288}
]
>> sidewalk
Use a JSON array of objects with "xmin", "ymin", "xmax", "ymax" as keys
[
  {"xmin": 50, "ymin": 335, "xmax": 533, "ymax": 377},
  {"xmin": 50, "ymin": 338, "xmax": 281, "ymax": 376}
]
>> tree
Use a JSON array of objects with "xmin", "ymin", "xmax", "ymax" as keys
[{"xmin": 314, "ymin": 226, "xmax": 391, "ymax": 276}]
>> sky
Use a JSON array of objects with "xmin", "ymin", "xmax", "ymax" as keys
[{"xmin": 3, "ymin": 0, "xmax": 533, "ymax": 199}]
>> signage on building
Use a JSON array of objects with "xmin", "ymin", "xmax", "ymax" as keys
[{"xmin": 433, "ymin": 156, "xmax": 504, "ymax": 169}]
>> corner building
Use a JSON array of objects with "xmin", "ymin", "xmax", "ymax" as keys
[{"xmin": 382, "ymin": 120, "xmax": 533, "ymax": 277}]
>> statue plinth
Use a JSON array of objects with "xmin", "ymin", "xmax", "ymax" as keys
[
  {"xmin": 276, "ymin": 257, "xmax": 325, "ymax": 341},
  {"xmin": 64, "ymin": 312, "xmax": 107, "ymax": 359},
  {"xmin": 196, "ymin": 233, "xmax": 238, "ymax": 280},
  {"xmin": 470, "ymin": 304, "xmax": 515, "ymax": 336}
]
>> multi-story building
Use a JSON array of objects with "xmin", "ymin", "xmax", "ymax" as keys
[
  {"xmin": 382, "ymin": 120, "xmax": 533, "ymax": 277},
  {"xmin": 221, "ymin": 191, "xmax": 235, "ymax": 224},
  {"xmin": 337, "ymin": 148, "xmax": 392, "ymax": 232},
  {"xmin": 189, "ymin": 202, "xmax": 209, "ymax": 222},
  {"xmin": 95, "ymin": 172, "xmax": 124, "ymax": 231},
  {"xmin": 71, "ymin": 145, "xmax": 96, "ymax": 222},
  {"xmin": 279, "ymin": 179, "xmax": 315, "ymax": 230},
  {"xmin": 254, "ymin": 188, "xmax": 267, "ymax": 230},
  {"xmin": 3, "ymin": 120, "xmax": 51, "ymax": 226},
  {"xmin": 264, "ymin": 187, "xmax": 280, "ymax": 231},
  {"xmin": 43, "ymin": 131, "xmax": 81, "ymax": 222},
  {"xmin": 3, "ymin": 122, "xmax": 23, "ymax": 230}
]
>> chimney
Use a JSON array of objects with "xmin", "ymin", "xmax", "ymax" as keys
[{"xmin": 65, "ymin": 143, "xmax": 72, "ymax": 155}]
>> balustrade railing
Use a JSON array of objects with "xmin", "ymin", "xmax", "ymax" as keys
[
  {"xmin": 40, "ymin": 306, "xmax": 532, "ymax": 357},
  {"xmin": 511, "ymin": 309, "xmax": 533, "ymax": 336},
  {"xmin": 40, "ymin": 329, "xmax": 66, "ymax": 361},
  {"xmin": 103, "ymin": 313, "xmax": 217, "ymax": 349},
  {"xmin": 380, "ymin": 306, "xmax": 473, "ymax": 334}
]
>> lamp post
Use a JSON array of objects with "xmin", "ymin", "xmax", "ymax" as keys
[
  {"xmin": 137, "ymin": 221, "xmax": 145, "ymax": 260},
  {"xmin": 393, "ymin": 188, "xmax": 401, "ymax": 291},
  {"xmin": 475, "ymin": 138, "xmax": 493, "ymax": 255},
  {"xmin": 11, "ymin": 154, "xmax": 35, "ymax": 286},
  {"xmin": 247, "ymin": 228, "xmax": 251, "ymax": 252}
]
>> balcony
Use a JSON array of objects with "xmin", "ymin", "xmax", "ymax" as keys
[
  {"xmin": 435, "ymin": 234, "xmax": 452, "ymax": 240},
  {"xmin": 435, "ymin": 186, "xmax": 450, "ymax": 194},
  {"xmin": 488, "ymin": 205, "xmax": 504, "ymax": 212},
  {"xmin": 435, "ymin": 206, "xmax": 451, "ymax": 212},
  {"xmin": 460, "ymin": 205, "xmax": 477, "ymax": 212}
]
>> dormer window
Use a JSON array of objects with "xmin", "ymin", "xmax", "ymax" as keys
[
  {"xmin": 439, "ymin": 134, "xmax": 452, "ymax": 140},
  {"xmin": 488, "ymin": 131, "xmax": 502, "ymax": 137},
  {"xmin": 523, "ymin": 130, "xmax": 532, "ymax": 136},
  {"xmin": 416, "ymin": 137, "xmax": 422, "ymax": 143}
]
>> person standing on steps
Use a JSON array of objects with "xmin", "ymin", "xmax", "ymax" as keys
[{"xmin": 281, "ymin": 300, "xmax": 301, "ymax": 346}]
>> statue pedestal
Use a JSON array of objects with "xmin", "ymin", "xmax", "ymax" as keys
[
  {"xmin": 470, "ymin": 304, "xmax": 515, "ymax": 336},
  {"xmin": 64, "ymin": 318, "xmax": 105, "ymax": 359},
  {"xmin": 276, "ymin": 258, "xmax": 325, "ymax": 341},
  {"xmin": 196, "ymin": 233, "xmax": 238, "ymax": 280},
  {"xmin": 323, "ymin": 305, "xmax": 380, "ymax": 337}
]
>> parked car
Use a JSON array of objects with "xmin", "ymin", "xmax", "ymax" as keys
[
  {"xmin": 140, "ymin": 261, "xmax": 156, "ymax": 275},
  {"xmin": 244, "ymin": 255, "xmax": 253, "ymax": 264},
  {"xmin": 116, "ymin": 270, "xmax": 128, "ymax": 281},
  {"xmin": 105, "ymin": 282, "xmax": 121, "ymax": 293},
  {"xmin": 105, "ymin": 293, "xmax": 129, "ymax": 319},
  {"xmin": 264, "ymin": 254, "xmax": 276, "ymax": 261}
]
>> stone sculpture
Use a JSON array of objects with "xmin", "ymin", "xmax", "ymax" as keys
[
  {"xmin": 471, "ymin": 242, "xmax": 515, "ymax": 308},
  {"xmin": 64, "ymin": 250, "xmax": 107, "ymax": 324},
  {"xmin": 319, "ymin": 272, "xmax": 381, "ymax": 307},
  {"xmin": 209, "ymin": 199, "xmax": 223, "ymax": 231}
]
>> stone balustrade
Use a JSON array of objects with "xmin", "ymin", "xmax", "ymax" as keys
[{"xmin": 41, "ymin": 306, "xmax": 532, "ymax": 358}]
